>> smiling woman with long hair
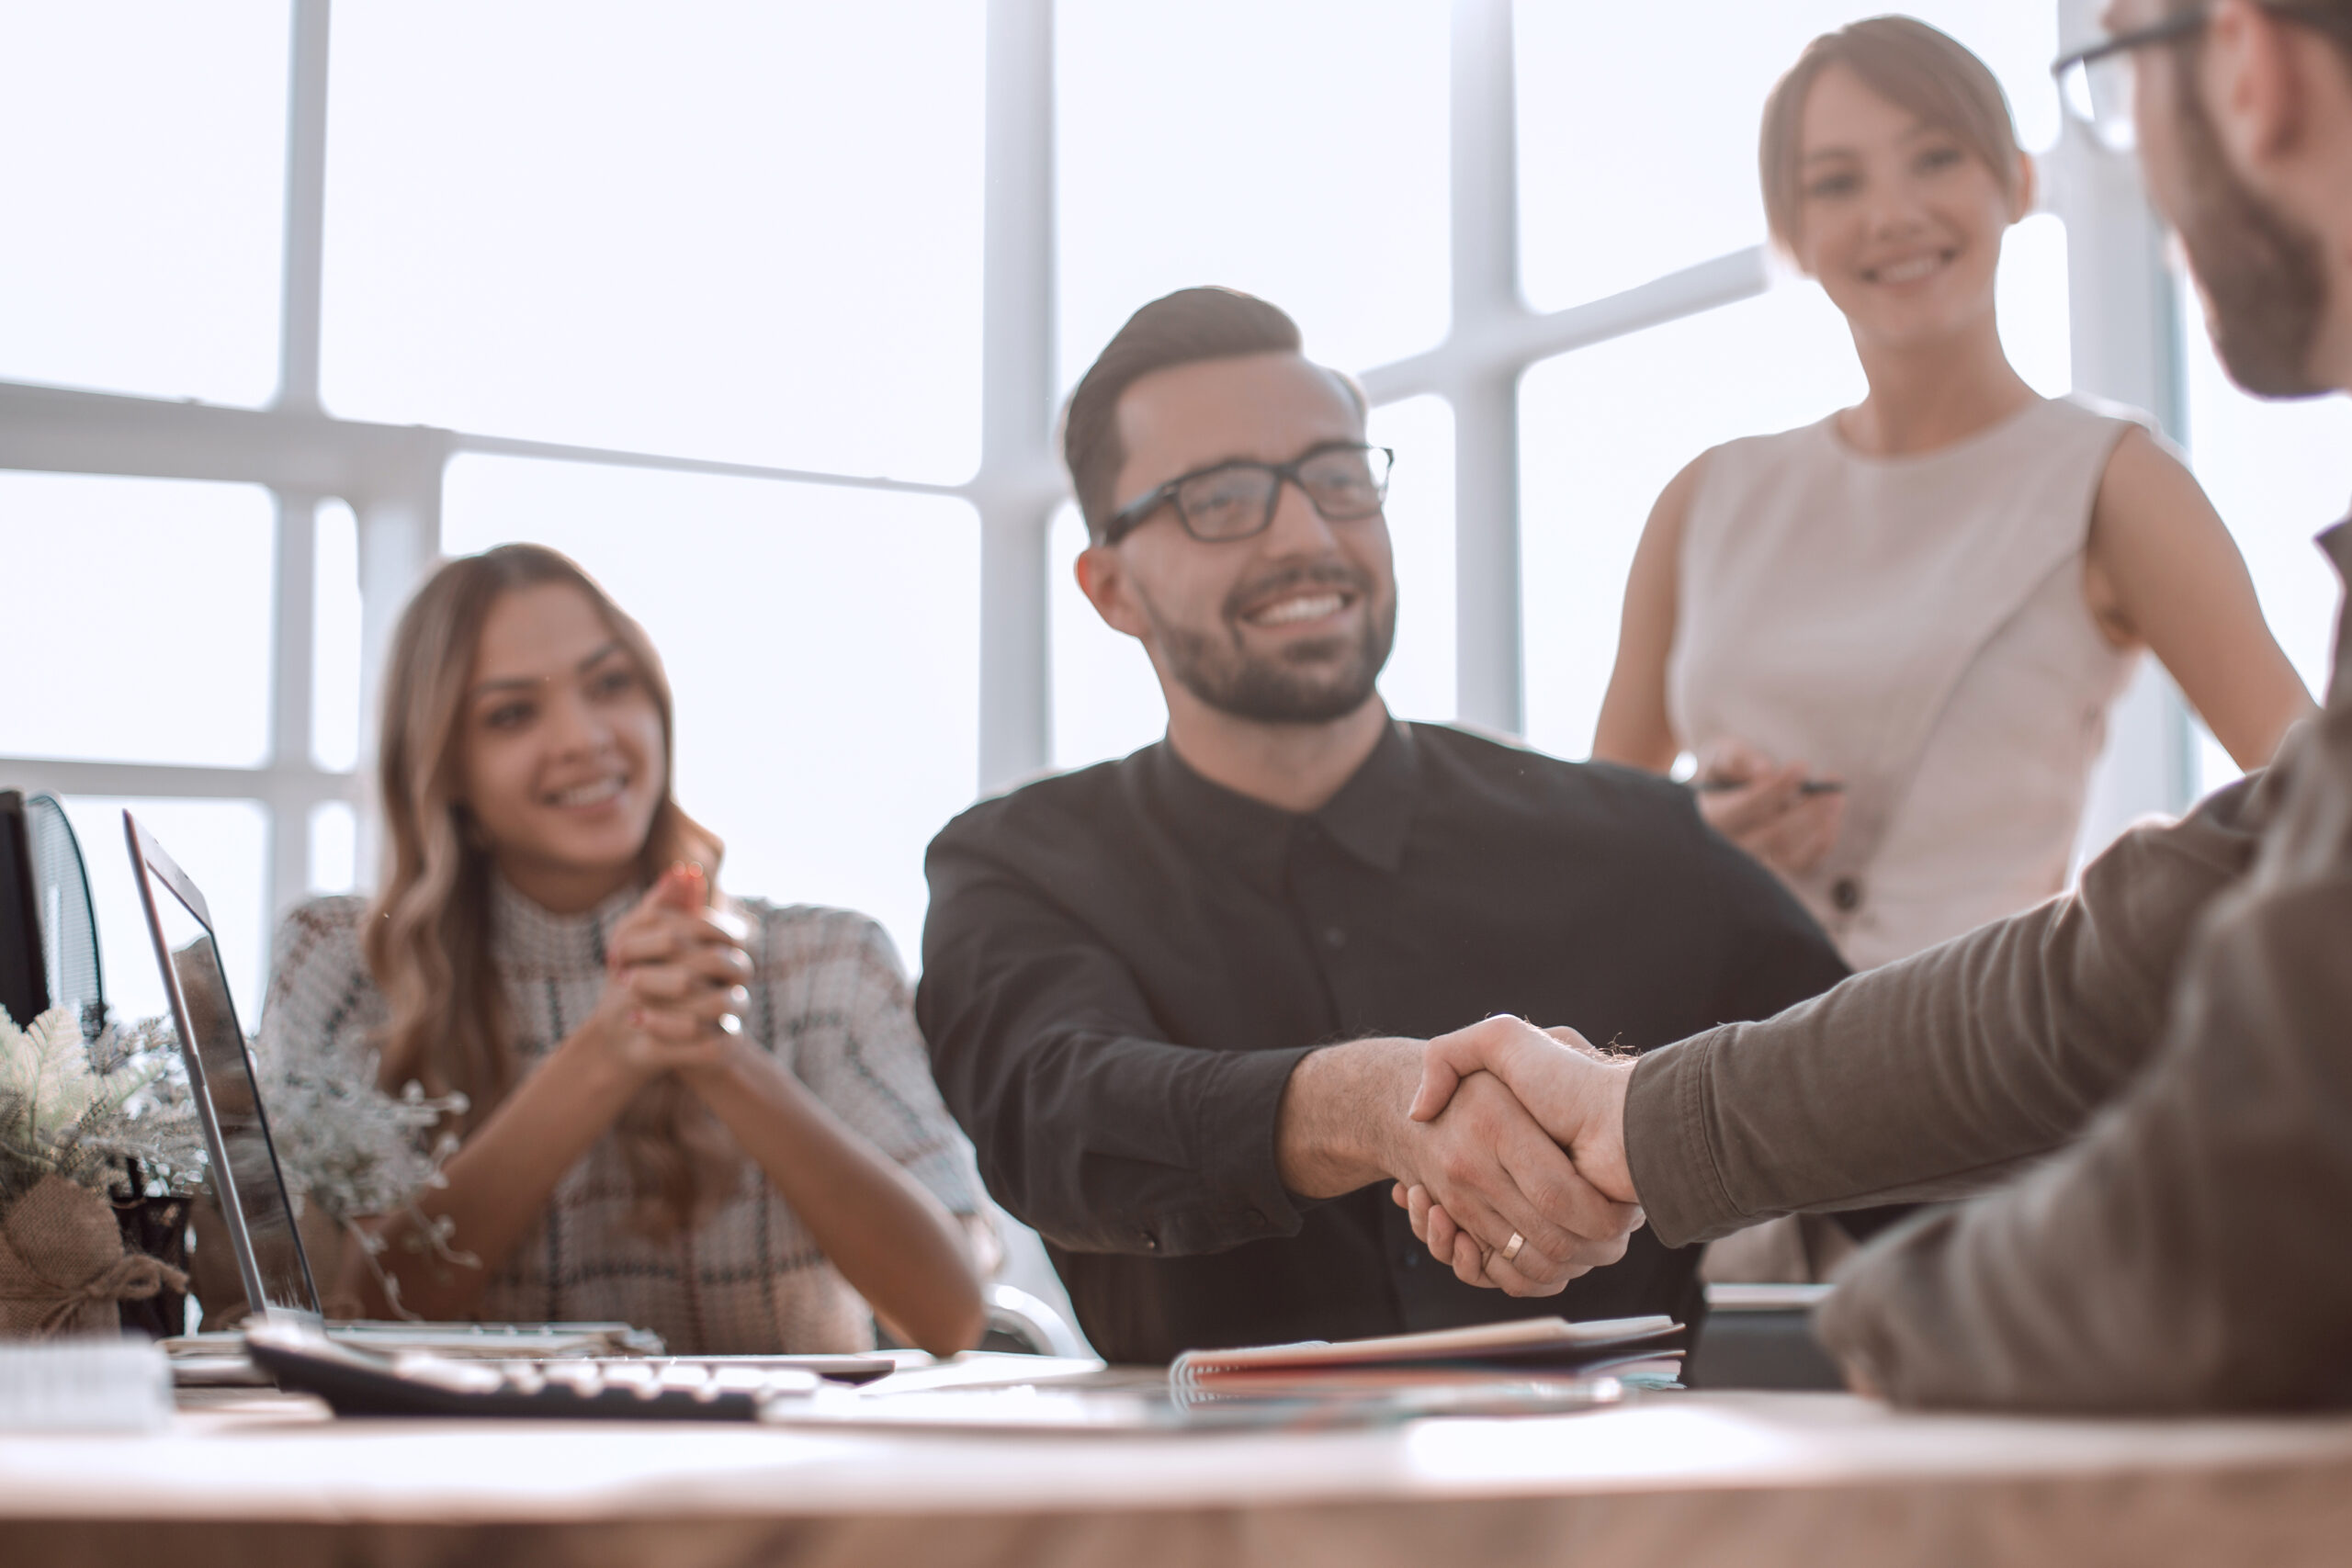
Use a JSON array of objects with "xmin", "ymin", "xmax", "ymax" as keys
[{"xmin": 255, "ymin": 544, "xmax": 988, "ymax": 1355}]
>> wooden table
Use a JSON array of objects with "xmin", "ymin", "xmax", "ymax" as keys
[{"xmin": 7, "ymin": 1358, "xmax": 2352, "ymax": 1567}]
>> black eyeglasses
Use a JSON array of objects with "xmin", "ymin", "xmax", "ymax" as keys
[
  {"xmin": 1103, "ymin": 443, "xmax": 1395, "ymax": 546},
  {"xmin": 2054, "ymin": 3, "xmax": 2352, "ymax": 152}
]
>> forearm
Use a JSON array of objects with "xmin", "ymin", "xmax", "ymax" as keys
[
  {"xmin": 1274, "ymin": 1038, "xmax": 1417, "ymax": 1198},
  {"xmin": 1624, "ymin": 772, "xmax": 2273, "ymax": 1245},
  {"xmin": 356, "ymin": 1038, "xmax": 639, "ymax": 1320},
  {"xmin": 933, "ymin": 1018, "xmax": 1316, "ymax": 1256},
  {"xmin": 686, "ymin": 1045, "xmax": 983, "ymax": 1356},
  {"xmin": 926, "ymin": 855, "xmax": 1362, "ymax": 1258}
]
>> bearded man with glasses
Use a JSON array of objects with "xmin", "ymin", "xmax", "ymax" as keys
[
  {"xmin": 914, "ymin": 287, "xmax": 1848, "ymax": 1365},
  {"xmin": 1403, "ymin": 0, "xmax": 2352, "ymax": 1412}
]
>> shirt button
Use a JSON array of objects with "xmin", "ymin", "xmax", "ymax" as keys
[
  {"xmin": 1138, "ymin": 1232, "xmax": 1158, "ymax": 1251},
  {"xmin": 1831, "ymin": 876, "xmax": 1862, "ymax": 912},
  {"xmin": 1322, "ymin": 926, "xmax": 1347, "ymax": 951}
]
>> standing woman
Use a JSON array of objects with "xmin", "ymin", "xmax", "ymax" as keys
[
  {"xmin": 1594, "ymin": 17, "xmax": 2312, "ymax": 973},
  {"xmin": 259, "ymin": 545, "xmax": 988, "ymax": 1354}
]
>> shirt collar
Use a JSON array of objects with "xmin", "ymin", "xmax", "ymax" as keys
[
  {"xmin": 1312, "ymin": 719, "xmax": 1419, "ymax": 874},
  {"xmin": 1146, "ymin": 718, "xmax": 1420, "ymax": 888}
]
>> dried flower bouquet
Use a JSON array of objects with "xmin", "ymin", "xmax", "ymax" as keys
[
  {"xmin": 3, "ymin": 1003, "xmax": 468, "ymax": 1320},
  {"xmin": 0, "ymin": 1007, "xmax": 202, "ymax": 1203}
]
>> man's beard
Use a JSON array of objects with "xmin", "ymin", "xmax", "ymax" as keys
[
  {"xmin": 2170, "ymin": 59, "xmax": 2332, "ymax": 398},
  {"xmin": 1143, "ymin": 559, "xmax": 1396, "ymax": 725}
]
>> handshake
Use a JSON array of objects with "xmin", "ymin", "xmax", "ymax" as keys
[{"xmin": 1281, "ymin": 1015, "xmax": 1649, "ymax": 1298}]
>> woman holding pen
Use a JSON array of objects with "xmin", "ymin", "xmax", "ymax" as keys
[{"xmin": 1590, "ymin": 17, "xmax": 2309, "ymax": 973}]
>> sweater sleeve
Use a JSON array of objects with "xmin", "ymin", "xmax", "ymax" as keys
[
  {"xmin": 1623, "ymin": 762, "xmax": 2279, "ymax": 1247},
  {"xmin": 759, "ymin": 907, "xmax": 984, "ymax": 1220},
  {"xmin": 254, "ymin": 896, "xmax": 384, "ymax": 1077},
  {"xmin": 1815, "ymin": 711, "xmax": 2352, "ymax": 1413}
]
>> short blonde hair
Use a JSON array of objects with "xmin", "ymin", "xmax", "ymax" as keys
[{"xmin": 1759, "ymin": 16, "xmax": 2024, "ymax": 256}]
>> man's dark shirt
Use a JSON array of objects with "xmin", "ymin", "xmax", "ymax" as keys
[{"xmin": 917, "ymin": 720, "xmax": 1848, "ymax": 1364}]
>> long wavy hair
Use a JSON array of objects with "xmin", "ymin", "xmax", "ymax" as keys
[{"xmin": 363, "ymin": 544, "xmax": 736, "ymax": 1235}]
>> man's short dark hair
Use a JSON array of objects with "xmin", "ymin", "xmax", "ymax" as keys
[{"xmin": 1062, "ymin": 287, "xmax": 1363, "ymax": 542}]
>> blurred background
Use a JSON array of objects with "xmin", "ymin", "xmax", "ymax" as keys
[{"xmin": 3, "ymin": 0, "xmax": 2346, "ymax": 1030}]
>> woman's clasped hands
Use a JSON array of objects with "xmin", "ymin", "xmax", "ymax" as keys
[{"xmin": 577, "ymin": 862, "xmax": 753, "ymax": 1084}]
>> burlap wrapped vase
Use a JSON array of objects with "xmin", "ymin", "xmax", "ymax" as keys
[{"xmin": 0, "ymin": 1175, "xmax": 189, "ymax": 1338}]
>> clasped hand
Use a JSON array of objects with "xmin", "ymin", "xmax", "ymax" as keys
[
  {"xmin": 574, "ymin": 863, "xmax": 753, "ymax": 1086},
  {"xmin": 1388, "ymin": 1016, "xmax": 1643, "ymax": 1294}
]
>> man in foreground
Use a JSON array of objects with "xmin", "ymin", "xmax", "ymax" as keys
[
  {"xmin": 1404, "ymin": 0, "xmax": 2352, "ymax": 1411},
  {"xmin": 916, "ymin": 287, "xmax": 1845, "ymax": 1363}
]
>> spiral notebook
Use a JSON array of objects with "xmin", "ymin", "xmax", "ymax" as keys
[{"xmin": 1168, "ymin": 1314, "xmax": 1684, "ymax": 1394}]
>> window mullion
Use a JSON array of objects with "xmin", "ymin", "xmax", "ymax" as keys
[
  {"xmin": 268, "ymin": 491, "xmax": 321, "ymax": 920},
  {"xmin": 352, "ymin": 466, "xmax": 444, "ymax": 892},
  {"xmin": 275, "ymin": 0, "xmax": 332, "ymax": 415},
  {"xmin": 972, "ymin": 0, "xmax": 1060, "ymax": 794},
  {"xmin": 1449, "ymin": 0, "xmax": 1525, "ymax": 736}
]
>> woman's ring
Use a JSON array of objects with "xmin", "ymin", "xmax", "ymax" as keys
[{"xmin": 1500, "ymin": 1232, "xmax": 1526, "ymax": 1263}]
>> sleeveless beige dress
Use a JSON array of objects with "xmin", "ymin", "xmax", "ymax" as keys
[{"xmin": 1668, "ymin": 395, "xmax": 2142, "ymax": 972}]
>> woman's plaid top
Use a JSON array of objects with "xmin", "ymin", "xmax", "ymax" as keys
[{"xmin": 258, "ymin": 880, "xmax": 983, "ymax": 1354}]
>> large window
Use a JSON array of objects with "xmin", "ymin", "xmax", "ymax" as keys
[
  {"xmin": 319, "ymin": 1, "xmax": 987, "ymax": 482},
  {"xmin": 2, "ymin": 472, "xmax": 282, "ymax": 1017},
  {"xmin": 1, "ymin": 473, "xmax": 277, "ymax": 769},
  {"xmin": 1055, "ymin": 0, "xmax": 1452, "ymax": 388},
  {"xmin": 1, "ymin": 0, "xmax": 2321, "ymax": 1018},
  {"xmin": 0, "ymin": 3, "xmax": 290, "ymax": 405}
]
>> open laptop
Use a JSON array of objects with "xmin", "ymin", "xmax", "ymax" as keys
[{"xmin": 124, "ymin": 811, "xmax": 892, "ymax": 1386}]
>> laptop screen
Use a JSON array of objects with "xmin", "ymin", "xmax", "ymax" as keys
[{"xmin": 128, "ymin": 818, "xmax": 320, "ymax": 1323}]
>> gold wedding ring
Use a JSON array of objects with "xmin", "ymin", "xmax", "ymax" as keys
[{"xmin": 1500, "ymin": 1232, "xmax": 1526, "ymax": 1263}]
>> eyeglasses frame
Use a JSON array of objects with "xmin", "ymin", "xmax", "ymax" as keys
[
  {"xmin": 2052, "ymin": 2, "xmax": 2352, "ymax": 98},
  {"xmin": 2051, "ymin": 6, "xmax": 2208, "ymax": 85},
  {"xmin": 1101, "ymin": 441, "xmax": 1396, "ymax": 547}
]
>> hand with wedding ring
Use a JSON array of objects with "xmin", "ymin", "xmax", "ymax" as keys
[
  {"xmin": 1275, "ymin": 1036, "xmax": 1645, "ymax": 1297},
  {"xmin": 1386, "ymin": 1065, "xmax": 1639, "ymax": 1294},
  {"xmin": 1386, "ymin": 1015, "xmax": 1645, "ymax": 1291}
]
